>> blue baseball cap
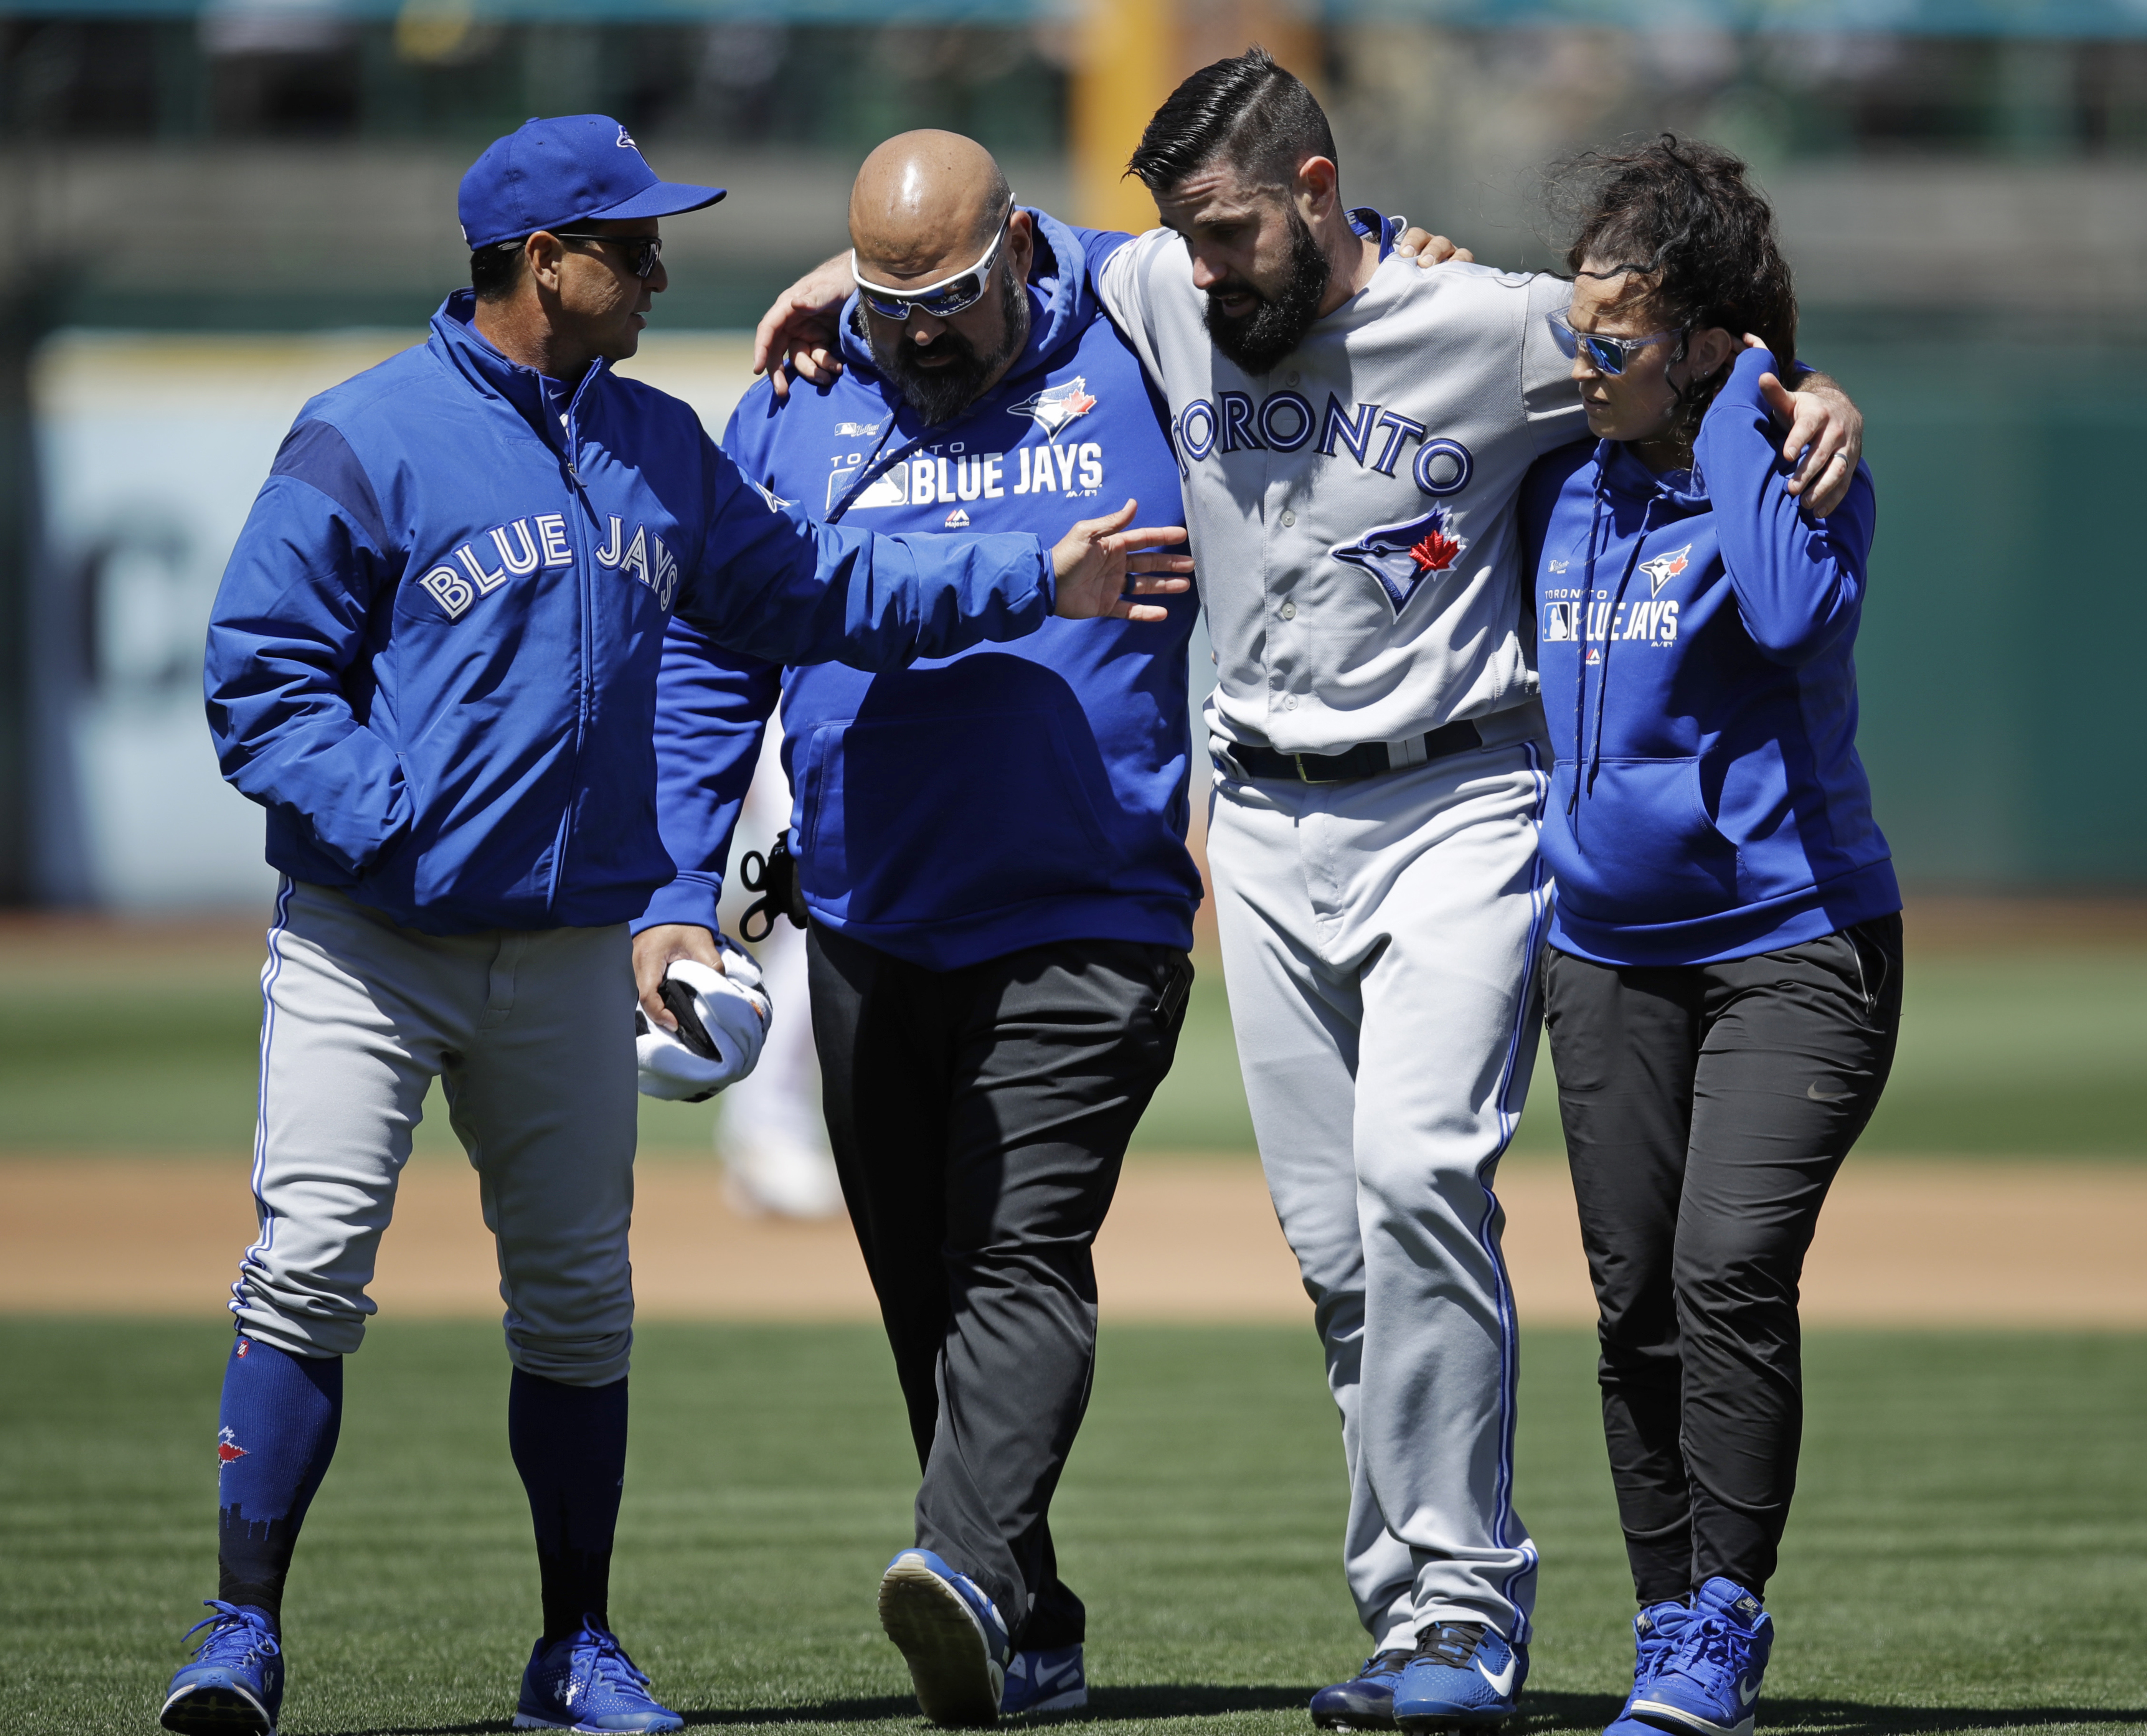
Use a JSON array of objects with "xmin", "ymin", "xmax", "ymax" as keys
[{"xmin": 459, "ymin": 114, "xmax": 725, "ymax": 249}]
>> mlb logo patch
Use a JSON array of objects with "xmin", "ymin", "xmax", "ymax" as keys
[
  {"xmin": 1328, "ymin": 506, "xmax": 1468, "ymax": 613},
  {"xmin": 1010, "ymin": 377, "xmax": 1097, "ymax": 440},
  {"xmin": 1541, "ymin": 601, "xmax": 1576, "ymax": 642}
]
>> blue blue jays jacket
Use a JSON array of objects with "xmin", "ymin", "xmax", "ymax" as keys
[
  {"xmin": 637, "ymin": 210, "xmax": 1202, "ymax": 970},
  {"xmin": 1520, "ymin": 347, "xmax": 1899, "ymax": 966},
  {"xmin": 205, "ymin": 290, "xmax": 1055, "ymax": 936}
]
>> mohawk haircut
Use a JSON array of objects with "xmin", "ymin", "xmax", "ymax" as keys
[{"xmin": 1126, "ymin": 46, "xmax": 1336, "ymax": 196}]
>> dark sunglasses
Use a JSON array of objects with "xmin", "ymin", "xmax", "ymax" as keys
[
  {"xmin": 850, "ymin": 208, "xmax": 1013, "ymax": 322},
  {"xmin": 492, "ymin": 231, "xmax": 665, "ymax": 280},
  {"xmin": 1546, "ymin": 310, "xmax": 1682, "ymax": 376}
]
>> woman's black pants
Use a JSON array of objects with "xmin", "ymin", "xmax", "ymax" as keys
[{"xmin": 1544, "ymin": 916, "xmax": 1903, "ymax": 1602}]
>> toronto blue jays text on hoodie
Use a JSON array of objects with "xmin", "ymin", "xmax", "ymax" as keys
[
  {"xmin": 638, "ymin": 210, "xmax": 1202, "ymax": 970},
  {"xmin": 205, "ymin": 290, "xmax": 1056, "ymax": 936},
  {"xmin": 1520, "ymin": 345, "xmax": 1899, "ymax": 966}
]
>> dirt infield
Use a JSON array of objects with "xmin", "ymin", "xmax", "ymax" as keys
[{"xmin": 3, "ymin": 1153, "xmax": 2140, "ymax": 1328}]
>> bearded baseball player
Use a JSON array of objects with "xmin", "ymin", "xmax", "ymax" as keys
[
  {"xmin": 761, "ymin": 49, "xmax": 1864, "ymax": 1734},
  {"xmin": 156, "ymin": 113, "xmax": 1189, "ymax": 1736},
  {"xmin": 688, "ymin": 133, "xmax": 1467, "ymax": 1726}
]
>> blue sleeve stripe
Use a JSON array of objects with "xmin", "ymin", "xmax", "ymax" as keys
[{"xmin": 271, "ymin": 419, "xmax": 393, "ymax": 555}]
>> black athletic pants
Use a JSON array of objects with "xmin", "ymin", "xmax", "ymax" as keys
[
  {"xmin": 1544, "ymin": 915, "xmax": 1903, "ymax": 1602},
  {"xmin": 806, "ymin": 923, "xmax": 1193, "ymax": 1650}
]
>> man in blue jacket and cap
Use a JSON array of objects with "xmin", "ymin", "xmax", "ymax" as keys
[{"xmin": 158, "ymin": 114, "xmax": 1188, "ymax": 1736}]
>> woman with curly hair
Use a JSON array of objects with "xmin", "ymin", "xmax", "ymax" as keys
[{"xmin": 1520, "ymin": 137, "xmax": 1903, "ymax": 1736}]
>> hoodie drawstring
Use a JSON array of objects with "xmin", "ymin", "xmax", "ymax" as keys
[{"xmin": 1572, "ymin": 473, "xmax": 1657, "ymax": 829}]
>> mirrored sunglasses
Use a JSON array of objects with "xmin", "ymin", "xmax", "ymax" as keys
[
  {"xmin": 851, "ymin": 212, "xmax": 1013, "ymax": 322},
  {"xmin": 1546, "ymin": 310, "xmax": 1682, "ymax": 377}
]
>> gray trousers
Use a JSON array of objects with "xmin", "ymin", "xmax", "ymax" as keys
[
  {"xmin": 1208, "ymin": 739, "xmax": 1551, "ymax": 1648},
  {"xmin": 231, "ymin": 878, "xmax": 638, "ymax": 1385}
]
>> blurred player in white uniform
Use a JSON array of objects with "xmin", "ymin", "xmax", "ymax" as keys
[{"xmin": 713, "ymin": 727, "xmax": 842, "ymax": 1218}]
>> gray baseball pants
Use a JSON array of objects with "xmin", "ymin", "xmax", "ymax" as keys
[
  {"xmin": 230, "ymin": 878, "xmax": 638, "ymax": 1385},
  {"xmin": 1208, "ymin": 736, "xmax": 1551, "ymax": 1648}
]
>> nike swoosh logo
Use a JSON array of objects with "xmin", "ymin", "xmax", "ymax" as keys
[
  {"xmin": 1476, "ymin": 1656, "xmax": 1518, "ymax": 1698},
  {"xmin": 1807, "ymin": 1082, "xmax": 1856, "ymax": 1102},
  {"xmin": 1738, "ymin": 1677, "xmax": 1762, "ymax": 1706}
]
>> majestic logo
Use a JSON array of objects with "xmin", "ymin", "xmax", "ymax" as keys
[
  {"xmin": 1010, "ymin": 378, "xmax": 1097, "ymax": 440},
  {"xmin": 1328, "ymin": 506, "xmax": 1468, "ymax": 613},
  {"xmin": 217, "ymin": 1427, "xmax": 248, "ymax": 1466},
  {"xmin": 1641, "ymin": 544, "xmax": 1691, "ymax": 597},
  {"xmin": 944, "ymin": 508, "xmax": 970, "ymax": 527}
]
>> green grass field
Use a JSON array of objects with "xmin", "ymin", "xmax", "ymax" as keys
[
  {"xmin": 1, "ymin": 928, "xmax": 2144, "ymax": 1158},
  {"xmin": 4, "ymin": 1320, "xmax": 2142, "ymax": 1735}
]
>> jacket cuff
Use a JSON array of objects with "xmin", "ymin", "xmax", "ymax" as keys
[{"xmin": 633, "ymin": 871, "xmax": 723, "ymax": 937}]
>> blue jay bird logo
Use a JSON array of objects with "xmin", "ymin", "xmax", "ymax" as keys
[
  {"xmin": 1009, "ymin": 378, "xmax": 1097, "ymax": 441},
  {"xmin": 1329, "ymin": 507, "xmax": 1468, "ymax": 612}
]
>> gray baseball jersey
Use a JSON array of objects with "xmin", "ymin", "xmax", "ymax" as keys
[{"xmin": 1095, "ymin": 227, "xmax": 1582, "ymax": 756}]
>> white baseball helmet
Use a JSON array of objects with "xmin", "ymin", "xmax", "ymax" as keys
[{"xmin": 634, "ymin": 936, "xmax": 772, "ymax": 1102}]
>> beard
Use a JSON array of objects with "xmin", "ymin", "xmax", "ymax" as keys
[
  {"xmin": 1203, "ymin": 206, "xmax": 1331, "ymax": 375},
  {"xmin": 867, "ymin": 262, "xmax": 1031, "ymax": 425}
]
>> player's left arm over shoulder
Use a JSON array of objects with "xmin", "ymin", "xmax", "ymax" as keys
[{"xmin": 1697, "ymin": 345, "xmax": 1876, "ymax": 666}]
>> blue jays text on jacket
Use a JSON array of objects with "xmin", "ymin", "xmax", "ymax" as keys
[
  {"xmin": 203, "ymin": 290, "xmax": 1058, "ymax": 936},
  {"xmin": 638, "ymin": 209, "xmax": 1203, "ymax": 971},
  {"xmin": 1520, "ymin": 345, "xmax": 1899, "ymax": 967}
]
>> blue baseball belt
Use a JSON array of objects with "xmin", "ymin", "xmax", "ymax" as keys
[{"xmin": 1218, "ymin": 716, "xmax": 1485, "ymax": 786}]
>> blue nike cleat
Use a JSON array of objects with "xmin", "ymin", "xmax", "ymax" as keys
[
  {"xmin": 1309, "ymin": 1647, "xmax": 1412, "ymax": 1729},
  {"xmin": 1628, "ymin": 1578, "xmax": 1772, "ymax": 1736},
  {"xmin": 1391, "ymin": 1621, "xmax": 1528, "ymax": 1730},
  {"xmin": 878, "ymin": 1548, "xmax": 1011, "ymax": 1726},
  {"xmin": 1601, "ymin": 1600, "xmax": 1692, "ymax": 1736},
  {"xmin": 159, "ymin": 1601, "xmax": 284, "ymax": 1736},
  {"xmin": 1001, "ymin": 1643, "xmax": 1086, "ymax": 1715},
  {"xmin": 513, "ymin": 1619, "xmax": 684, "ymax": 1733}
]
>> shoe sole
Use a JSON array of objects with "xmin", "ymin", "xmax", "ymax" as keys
[
  {"xmin": 880, "ymin": 1556, "xmax": 1005, "ymax": 1726},
  {"xmin": 1395, "ymin": 1709, "xmax": 1515, "ymax": 1733},
  {"xmin": 159, "ymin": 1684, "xmax": 275, "ymax": 1736},
  {"xmin": 1007, "ymin": 1683, "xmax": 1088, "ymax": 1716},
  {"xmin": 1628, "ymin": 1700, "xmax": 1753, "ymax": 1736},
  {"xmin": 1314, "ymin": 1721, "xmax": 1397, "ymax": 1733},
  {"xmin": 512, "ymin": 1715, "xmax": 683, "ymax": 1734}
]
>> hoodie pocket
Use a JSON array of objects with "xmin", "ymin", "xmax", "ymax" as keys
[
  {"xmin": 794, "ymin": 705, "xmax": 1119, "ymax": 927},
  {"xmin": 1553, "ymin": 755, "xmax": 1741, "ymax": 924}
]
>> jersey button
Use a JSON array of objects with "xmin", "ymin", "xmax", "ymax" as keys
[
  {"xmin": 1286, "ymin": 370, "xmax": 1300, "ymax": 386},
  {"xmin": 1280, "ymin": 510, "xmax": 1295, "ymax": 528},
  {"xmin": 1280, "ymin": 601, "xmax": 1297, "ymax": 620}
]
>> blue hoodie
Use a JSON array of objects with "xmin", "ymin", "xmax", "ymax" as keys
[
  {"xmin": 205, "ymin": 291, "xmax": 1056, "ymax": 937},
  {"xmin": 638, "ymin": 210, "xmax": 1201, "ymax": 970},
  {"xmin": 1520, "ymin": 346, "xmax": 1899, "ymax": 966}
]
